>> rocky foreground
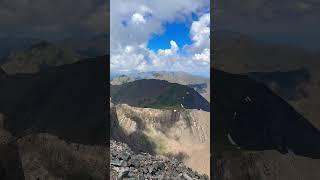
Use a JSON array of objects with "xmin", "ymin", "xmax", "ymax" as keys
[{"xmin": 110, "ymin": 140, "xmax": 209, "ymax": 179}]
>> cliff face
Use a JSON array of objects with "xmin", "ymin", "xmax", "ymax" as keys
[{"xmin": 110, "ymin": 104, "xmax": 210, "ymax": 176}]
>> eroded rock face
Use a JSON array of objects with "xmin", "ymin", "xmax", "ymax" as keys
[
  {"xmin": 110, "ymin": 104, "xmax": 210, "ymax": 175},
  {"xmin": 110, "ymin": 140, "xmax": 209, "ymax": 179}
]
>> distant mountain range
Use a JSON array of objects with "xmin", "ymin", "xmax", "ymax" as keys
[
  {"xmin": 0, "ymin": 34, "xmax": 108, "ymax": 75},
  {"xmin": 111, "ymin": 71, "xmax": 209, "ymax": 85},
  {"xmin": 0, "ymin": 41, "xmax": 80, "ymax": 75},
  {"xmin": 0, "ymin": 34, "xmax": 108, "ymax": 59},
  {"xmin": 0, "ymin": 37, "xmax": 42, "ymax": 58}
]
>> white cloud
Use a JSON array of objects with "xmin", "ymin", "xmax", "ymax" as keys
[
  {"xmin": 194, "ymin": 48, "xmax": 210, "ymax": 63},
  {"xmin": 190, "ymin": 13, "xmax": 210, "ymax": 49},
  {"xmin": 110, "ymin": 0, "xmax": 210, "ymax": 76},
  {"xmin": 183, "ymin": 13, "xmax": 210, "ymax": 59},
  {"xmin": 124, "ymin": 46, "xmax": 134, "ymax": 53},
  {"xmin": 158, "ymin": 40, "xmax": 179, "ymax": 56},
  {"xmin": 131, "ymin": 13, "xmax": 146, "ymax": 24}
]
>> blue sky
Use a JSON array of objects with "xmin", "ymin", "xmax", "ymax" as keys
[
  {"xmin": 110, "ymin": 0, "xmax": 210, "ymax": 77},
  {"xmin": 147, "ymin": 22, "xmax": 192, "ymax": 51}
]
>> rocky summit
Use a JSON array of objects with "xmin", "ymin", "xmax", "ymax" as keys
[{"xmin": 110, "ymin": 140, "xmax": 209, "ymax": 179}]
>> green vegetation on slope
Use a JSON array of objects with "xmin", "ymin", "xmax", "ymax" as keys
[{"xmin": 111, "ymin": 79, "xmax": 209, "ymax": 111}]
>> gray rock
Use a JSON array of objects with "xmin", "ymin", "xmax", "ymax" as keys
[{"xmin": 110, "ymin": 140, "xmax": 208, "ymax": 179}]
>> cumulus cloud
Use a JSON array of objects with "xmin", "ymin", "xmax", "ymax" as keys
[
  {"xmin": 110, "ymin": 0, "xmax": 210, "ymax": 76},
  {"xmin": 158, "ymin": 40, "xmax": 179, "ymax": 56},
  {"xmin": 190, "ymin": 13, "xmax": 210, "ymax": 51},
  {"xmin": 131, "ymin": 13, "xmax": 146, "ymax": 24},
  {"xmin": 194, "ymin": 48, "xmax": 210, "ymax": 63}
]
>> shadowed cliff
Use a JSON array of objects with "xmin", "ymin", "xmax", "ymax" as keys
[
  {"xmin": 212, "ymin": 69, "xmax": 320, "ymax": 158},
  {"xmin": 0, "ymin": 56, "xmax": 108, "ymax": 145}
]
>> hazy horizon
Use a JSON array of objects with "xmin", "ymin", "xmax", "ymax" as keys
[{"xmin": 110, "ymin": 69, "xmax": 210, "ymax": 79}]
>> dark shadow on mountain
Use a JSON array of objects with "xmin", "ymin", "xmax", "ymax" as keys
[
  {"xmin": 0, "ymin": 56, "xmax": 108, "ymax": 145},
  {"xmin": 0, "ymin": 37, "xmax": 42, "ymax": 58},
  {"xmin": 188, "ymin": 83, "xmax": 208, "ymax": 94},
  {"xmin": 246, "ymin": 68, "xmax": 311, "ymax": 101},
  {"xmin": 0, "ymin": 144, "xmax": 25, "ymax": 180},
  {"xmin": 110, "ymin": 107, "xmax": 156, "ymax": 154},
  {"xmin": 111, "ymin": 79, "xmax": 210, "ymax": 112},
  {"xmin": 212, "ymin": 69, "xmax": 320, "ymax": 159}
]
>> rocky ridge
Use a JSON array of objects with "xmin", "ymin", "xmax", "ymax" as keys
[{"xmin": 110, "ymin": 140, "xmax": 209, "ymax": 179}]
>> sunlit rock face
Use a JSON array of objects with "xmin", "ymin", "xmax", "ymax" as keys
[{"xmin": 110, "ymin": 104, "xmax": 210, "ymax": 175}]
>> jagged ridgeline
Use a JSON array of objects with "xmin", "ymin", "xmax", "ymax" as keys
[
  {"xmin": 110, "ymin": 79, "xmax": 210, "ymax": 111},
  {"xmin": 0, "ymin": 41, "xmax": 80, "ymax": 75}
]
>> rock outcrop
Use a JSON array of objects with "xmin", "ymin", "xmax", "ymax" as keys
[{"xmin": 110, "ymin": 140, "xmax": 209, "ymax": 179}]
